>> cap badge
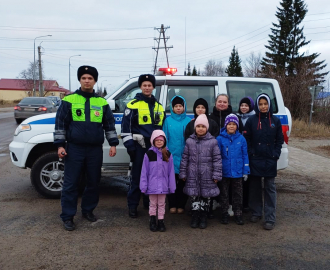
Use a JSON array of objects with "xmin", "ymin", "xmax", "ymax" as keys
[
  {"xmin": 85, "ymin": 67, "xmax": 88, "ymax": 70},
  {"xmin": 146, "ymin": 75, "xmax": 148, "ymax": 78}
]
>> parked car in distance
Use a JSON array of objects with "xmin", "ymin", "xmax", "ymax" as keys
[
  {"xmin": 46, "ymin": 96, "xmax": 61, "ymax": 107},
  {"xmin": 14, "ymin": 97, "xmax": 57, "ymax": 124}
]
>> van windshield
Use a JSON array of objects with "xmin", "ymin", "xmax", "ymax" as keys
[{"xmin": 226, "ymin": 81, "xmax": 278, "ymax": 113}]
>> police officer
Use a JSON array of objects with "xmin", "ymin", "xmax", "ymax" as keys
[
  {"xmin": 54, "ymin": 65, "xmax": 119, "ymax": 231},
  {"xmin": 121, "ymin": 74, "xmax": 166, "ymax": 218}
]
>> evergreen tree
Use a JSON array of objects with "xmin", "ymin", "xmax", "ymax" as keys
[
  {"xmin": 187, "ymin": 62, "xmax": 191, "ymax": 76},
  {"xmin": 103, "ymin": 89, "xmax": 107, "ymax": 97},
  {"xmin": 198, "ymin": 68, "xmax": 201, "ymax": 76},
  {"xmin": 192, "ymin": 66, "xmax": 198, "ymax": 76},
  {"xmin": 225, "ymin": 46, "xmax": 243, "ymax": 77}
]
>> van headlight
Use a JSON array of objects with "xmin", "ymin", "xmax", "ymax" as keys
[{"xmin": 14, "ymin": 124, "xmax": 31, "ymax": 136}]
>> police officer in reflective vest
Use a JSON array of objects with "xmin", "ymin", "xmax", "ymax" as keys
[
  {"xmin": 54, "ymin": 65, "xmax": 119, "ymax": 231},
  {"xmin": 121, "ymin": 74, "xmax": 166, "ymax": 218}
]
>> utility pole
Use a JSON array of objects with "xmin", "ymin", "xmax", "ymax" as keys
[
  {"xmin": 38, "ymin": 46, "xmax": 44, "ymax": 97},
  {"xmin": 153, "ymin": 24, "xmax": 173, "ymax": 74},
  {"xmin": 308, "ymin": 85, "xmax": 323, "ymax": 126}
]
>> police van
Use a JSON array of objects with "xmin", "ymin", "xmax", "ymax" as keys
[{"xmin": 9, "ymin": 68, "xmax": 292, "ymax": 198}]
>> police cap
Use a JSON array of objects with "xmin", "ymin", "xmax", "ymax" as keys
[
  {"xmin": 138, "ymin": 74, "xmax": 155, "ymax": 88},
  {"xmin": 77, "ymin": 65, "xmax": 98, "ymax": 82}
]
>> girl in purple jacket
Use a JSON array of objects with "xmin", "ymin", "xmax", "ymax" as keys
[
  {"xmin": 179, "ymin": 114, "xmax": 222, "ymax": 229},
  {"xmin": 140, "ymin": 130, "xmax": 176, "ymax": 232}
]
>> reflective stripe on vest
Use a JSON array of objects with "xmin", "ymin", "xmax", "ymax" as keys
[
  {"xmin": 127, "ymin": 99, "xmax": 165, "ymax": 126},
  {"xmin": 63, "ymin": 93, "xmax": 108, "ymax": 123}
]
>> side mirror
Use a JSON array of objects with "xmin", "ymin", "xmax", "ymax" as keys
[{"xmin": 108, "ymin": 100, "xmax": 116, "ymax": 111}]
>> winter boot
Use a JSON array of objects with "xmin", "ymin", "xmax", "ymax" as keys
[
  {"xmin": 157, "ymin": 219, "xmax": 166, "ymax": 232},
  {"xmin": 199, "ymin": 211, "xmax": 208, "ymax": 229},
  {"xmin": 234, "ymin": 215, "xmax": 244, "ymax": 225},
  {"xmin": 208, "ymin": 199, "xmax": 215, "ymax": 219},
  {"xmin": 221, "ymin": 212, "xmax": 229, "ymax": 225},
  {"xmin": 190, "ymin": 210, "xmax": 200, "ymax": 228},
  {"xmin": 149, "ymin": 216, "xmax": 157, "ymax": 232}
]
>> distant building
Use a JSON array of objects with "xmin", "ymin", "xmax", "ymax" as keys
[
  {"xmin": 0, "ymin": 78, "xmax": 70, "ymax": 103},
  {"xmin": 316, "ymin": 92, "xmax": 330, "ymax": 107}
]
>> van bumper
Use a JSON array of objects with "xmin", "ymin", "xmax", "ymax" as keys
[{"xmin": 9, "ymin": 141, "xmax": 35, "ymax": 168}]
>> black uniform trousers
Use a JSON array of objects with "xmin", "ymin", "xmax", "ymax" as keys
[
  {"xmin": 127, "ymin": 140, "xmax": 151, "ymax": 209},
  {"xmin": 60, "ymin": 143, "xmax": 103, "ymax": 222},
  {"xmin": 167, "ymin": 174, "xmax": 188, "ymax": 209}
]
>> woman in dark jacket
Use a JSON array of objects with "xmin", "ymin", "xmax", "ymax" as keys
[
  {"xmin": 184, "ymin": 98, "xmax": 219, "ymax": 140},
  {"xmin": 209, "ymin": 94, "xmax": 243, "ymax": 133},
  {"xmin": 244, "ymin": 93, "xmax": 284, "ymax": 230}
]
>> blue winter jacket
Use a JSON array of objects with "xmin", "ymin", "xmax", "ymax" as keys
[
  {"xmin": 216, "ymin": 128, "xmax": 250, "ymax": 178},
  {"xmin": 163, "ymin": 96, "xmax": 191, "ymax": 174}
]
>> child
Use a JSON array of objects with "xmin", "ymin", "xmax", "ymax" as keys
[
  {"xmin": 244, "ymin": 93, "xmax": 283, "ymax": 230},
  {"xmin": 237, "ymin": 96, "xmax": 255, "ymax": 212},
  {"xmin": 140, "ymin": 130, "xmax": 176, "ymax": 232},
  {"xmin": 163, "ymin": 96, "xmax": 191, "ymax": 214},
  {"xmin": 179, "ymin": 114, "xmax": 222, "ymax": 229},
  {"xmin": 216, "ymin": 114, "xmax": 250, "ymax": 225}
]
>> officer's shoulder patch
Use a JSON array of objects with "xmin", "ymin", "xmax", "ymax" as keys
[
  {"xmin": 146, "ymin": 150, "xmax": 157, "ymax": 162},
  {"xmin": 124, "ymin": 108, "xmax": 131, "ymax": 116}
]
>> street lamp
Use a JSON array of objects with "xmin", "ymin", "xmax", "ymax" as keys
[
  {"xmin": 33, "ymin": 35, "xmax": 52, "ymax": 97},
  {"xmin": 69, "ymin": 54, "xmax": 81, "ymax": 92}
]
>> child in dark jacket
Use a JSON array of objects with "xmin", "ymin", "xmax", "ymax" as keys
[
  {"xmin": 140, "ymin": 130, "xmax": 176, "ymax": 232},
  {"xmin": 180, "ymin": 114, "xmax": 222, "ymax": 229},
  {"xmin": 217, "ymin": 114, "xmax": 250, "ymax": 225},
  {"xmin": 163, "ymin": 96, "xmax": 191, "ymax": 214},
  {"xmin": 244, "ymin": 93, "xmax": 284, "ymax": 230}
]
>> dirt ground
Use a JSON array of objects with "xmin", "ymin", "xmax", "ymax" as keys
[
  {"xmin": 0, "ymin": 138, "xmax": 330, "ymax": 269},
  {"xmin": 289, "ymin": 137, "xmax": 330, "ymax": 158}
]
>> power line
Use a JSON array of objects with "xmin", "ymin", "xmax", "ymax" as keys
[{"xmin": 0, "ymin": 36, "xmax": 155, "ymax": 42}]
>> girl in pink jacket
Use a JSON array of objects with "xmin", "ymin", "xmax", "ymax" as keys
[{"xmin": 140, "ymin": 130, "xmax": 176, "ymax": 232}]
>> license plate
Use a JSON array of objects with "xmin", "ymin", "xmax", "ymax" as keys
[{"xmin": 24, "ymin": 108, "xmax": 35, "ymax": 111}]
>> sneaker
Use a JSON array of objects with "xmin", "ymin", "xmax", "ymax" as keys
[
  {"xmin": 250, "ymin": 215, "xmax": 261, "ymax": 223},
  {"xmin": 228, "ymin": 205, "xmax": 234, "ymax": 217},
  {"xmin": 63, "ymin": 219, "xmax": 75, "ymax": 231},
  {"xmin": 169, "ymin": 208, "xmax": 177, "ymax": 214},
  {"xmin": 263, "ymin": 222, "xmax": 275, "ymax": 230},
  {"xmin": 177, "ymin": 208, "xmax": 184, "ymax": 214}
]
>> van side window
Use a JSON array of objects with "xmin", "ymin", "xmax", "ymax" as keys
[
  {"xmin": 165, "ymin": 85, "xmax": 215, "ymax": 113},
  {"xmin": 113, "ymin": 85, "xmax": 161, "ymax": 113},
  {"xmin": 226, "ymin": 81, "xmax": 278, "ymax": 113}
]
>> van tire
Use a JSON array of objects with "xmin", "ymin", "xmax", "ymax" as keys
[{"xmin": 30, "ymin": 152, "xmax": 87, "ymax": 199}]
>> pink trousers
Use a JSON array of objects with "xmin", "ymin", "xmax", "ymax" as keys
[{"xmin": 149, "ymin": 194, "xmax": 166, "ymax": 219}]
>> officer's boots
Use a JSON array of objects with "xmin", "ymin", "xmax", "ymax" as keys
[
  {"xmin": 157, "ymin": 219, "xmax": 166, "ymax": 232},
  {"xmin": 190, "ymin": 210, "xmax": 200, "ymax": 228},
  {"xmin": 199, "ymin": 211, "xmax": 208, "ymax": 229},
  {"xmin": 149, "ymin": 216, "xmax": 157, "ymax": 232}
]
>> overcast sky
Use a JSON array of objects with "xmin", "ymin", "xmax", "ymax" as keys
[{"xmin": 0, "ymin": 0, "xmax": 329, "ymax": 92}]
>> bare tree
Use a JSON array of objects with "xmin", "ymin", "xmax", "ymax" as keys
[
  {"xmin": 243, "ymin": 52, "xmax": 262, "ymax": 77},
  {"xmin": 203, "ymin": 59, "xmax": 226, "ymax": 76}
]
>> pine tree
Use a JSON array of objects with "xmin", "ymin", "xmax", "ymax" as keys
[
  {"xmin": 192, "ymin": 66, "xmax": 198, "ymax": 76},
  {"xmin": 187, "ymin": 62, "xmax": 191, "ymax": 76},
  {"xmin": 225, "ymin": 46, "xmax": 243, "ymax": 77}
]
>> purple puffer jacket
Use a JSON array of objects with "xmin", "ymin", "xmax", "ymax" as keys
[
  {"xmin": 179, "ymin": 132, "xmax": 222, "ymax": 197},
  {"xmin": 140, "ymin": 146, "xmax": 176, "ymax": 195}
]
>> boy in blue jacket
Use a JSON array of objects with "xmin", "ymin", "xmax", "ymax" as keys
[
  {"xmin": 163, "ymin": 96, "xmax": 191, "ymax": 214},
  {"xmin": 217, "ymin": 114, "xmax": 249, "ymax": 225}
]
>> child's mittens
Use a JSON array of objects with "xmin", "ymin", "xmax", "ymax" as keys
[{"xmin": 243, "ymin": 175, "xmax": 248, "ymax": 181}]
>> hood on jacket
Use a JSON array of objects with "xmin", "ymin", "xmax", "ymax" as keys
[
  {"xmin": 238, "ymin": 96, "xmax": 254, "ymax": 114},
  {"xmin": 255, "ymin": 93, "xmax": 273, "ymax": 115},
  {"xmin": 193, "ymin": 98, "xmax": 209, "ymax": 119},
  {"xmin": 170, "ymin": 95, "xmax": 188, "ymax": 121},
  {"xmin": 189, "ymin": 131, "xmax": 214, "ymax": 141},
  {"xmin": 150, "ymin": 129, "xmax": 167, "ymax": 147}
]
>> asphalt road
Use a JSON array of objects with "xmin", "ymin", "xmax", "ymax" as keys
[
  {"xmin": 0, "ymin": 111, "xmax": 330, "ymax": 270},
  {"xmin": 0, "ymin": 111, "xmax": 16, "ymax": 155}
]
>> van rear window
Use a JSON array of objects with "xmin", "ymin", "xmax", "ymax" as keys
[{"xmin": 226, "ymin": 81, "xmax": 278, "ymax": 113}]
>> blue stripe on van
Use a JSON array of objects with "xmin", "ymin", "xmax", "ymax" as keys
[{"xmin": 26, "ymin": 114, "xmax": 289, "ymax": 126}]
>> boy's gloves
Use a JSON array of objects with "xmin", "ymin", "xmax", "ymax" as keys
[
  {"xmin": 127, "ymin": 150, "xmax": 136, "ymax": 162},
  {"xmin": 243, "ymin": 175, "xmax": 248, "ymax": 181}
]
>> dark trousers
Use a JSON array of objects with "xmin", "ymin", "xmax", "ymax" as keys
[
  {"xmin": 127, "ymin": 140, "xmax": 151, "ymax": 208},
  {"xmin": 60, "ymin": 143, "xmax": 103, "ymax": 222},
  {"xmin": 219, "ymin": 177, "xmax": 243, "ymax": 216},
  {"xmin": 167, "ymin": 174, "xmax": 188, "ymax": 209},
  {"xmin": 243, "ymin": 176, "xmax": 250, "ymax": 208},
  {"xmin": 249, "ymin": 176, "xmax": 276, "ymax": 223}
]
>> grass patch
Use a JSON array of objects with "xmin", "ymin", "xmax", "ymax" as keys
[{"xmin": 291, "ymin": 119, "xmax": 330, "ymax": 139}]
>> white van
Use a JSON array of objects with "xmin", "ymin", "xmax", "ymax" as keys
[{"xmin": 9, "ymin": 71, "xmax": 291, "ymax": 198}]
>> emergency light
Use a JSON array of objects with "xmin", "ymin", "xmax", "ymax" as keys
[{"xmin": 158, "ymin": 67, "xmax": 177, "ymax": 75}]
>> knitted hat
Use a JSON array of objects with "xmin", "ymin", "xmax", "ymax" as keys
[
  {"xmin": 238, "ymin": 96, "xmax": 254, "ymax": 113},
  {"xmin": 154, "ymin": 135, "xmax": 165, "ymax": 141},
  {"xmin": 172, "ymin": 96, "xmax": 184, "ymax": 107},
  {"xmin": 150, "ymin": 130, "xmax": 167, "ymax": 146},
  {"xmin": 193, "ymin": 98, "xmax": 209, "ymax": 118},
  {"xmin": 194, "ymin": 114, "xmax": 209, "ymax": 130},
  {"xmin": 224, "ymin": 114, "xmax": 239, "ymax": 129},
  {"xmin": 138, "ymin": 74, "xmax": 156, "ymax": 88},
  {"xmin": 77, "ymin": 65, "xmax": 98, "ymax": 82}
]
